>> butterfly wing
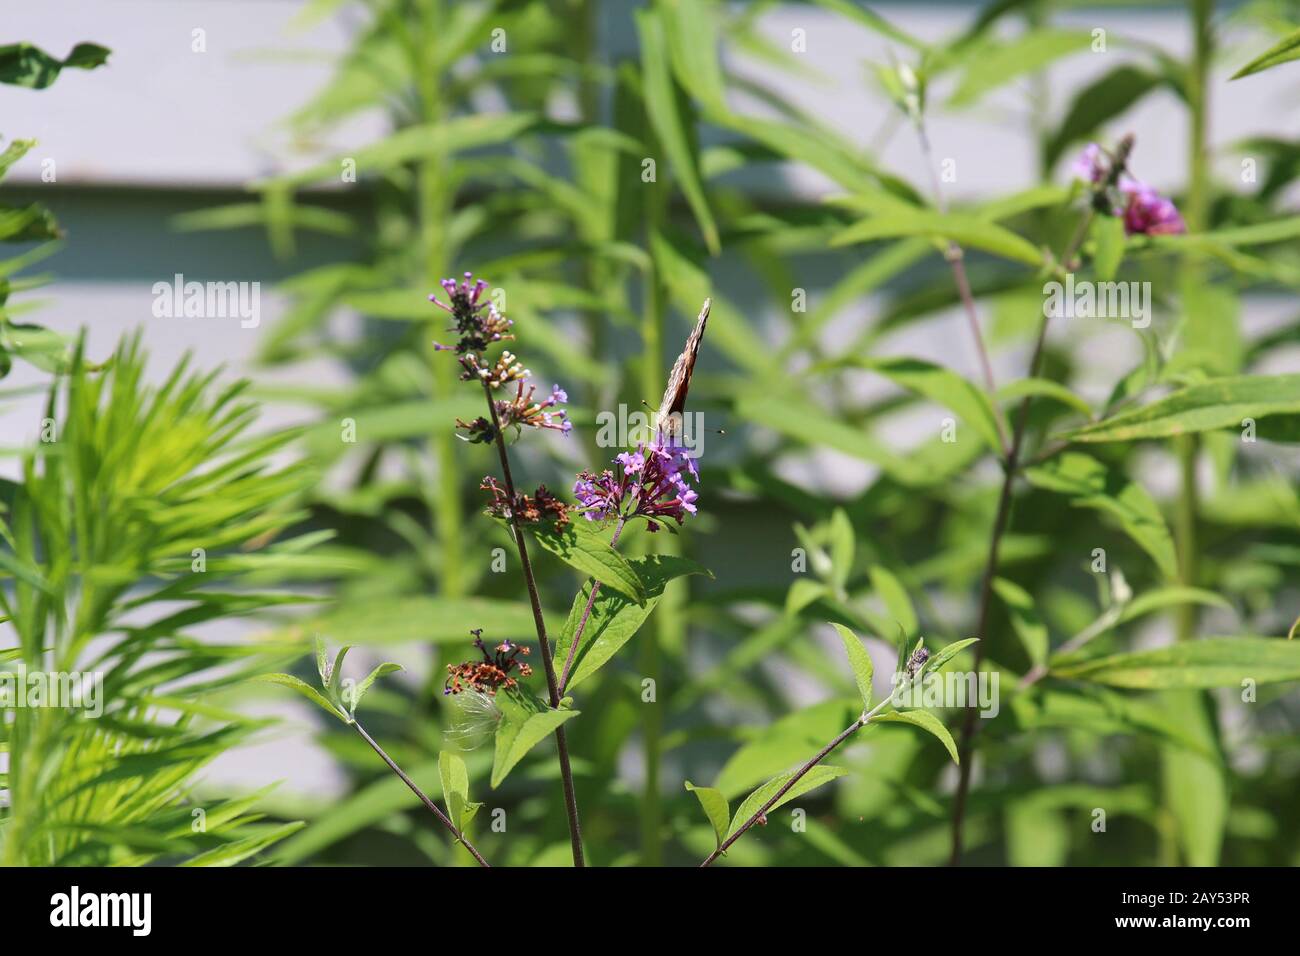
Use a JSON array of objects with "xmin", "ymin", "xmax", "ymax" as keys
[{"xmin": 654, "ymin": 297, "xmax": 710, "ymax": 438}]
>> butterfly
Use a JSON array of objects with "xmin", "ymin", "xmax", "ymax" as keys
[{"xmin": 653, "ymin": 297, "xmax": 710, "ymax": 439}]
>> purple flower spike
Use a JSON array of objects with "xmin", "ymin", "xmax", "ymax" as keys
[
  {"xmin": 428, "ymin": 271, "xmax": 514, "ymax": 355},
  {"xmin": 574, "ymin": 434, "xmax": 701, "ymax": 532}
]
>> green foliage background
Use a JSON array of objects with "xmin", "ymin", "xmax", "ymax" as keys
[{"xmin": 3, "ymin": 0, "xmax": 1300, "ymax": 867}]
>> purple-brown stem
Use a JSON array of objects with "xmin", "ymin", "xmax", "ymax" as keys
[
  {"xmin": 353, "ymin": 719, "xmax": 490, "ymax": 867},
  {"xmin": 558, "ymin": 514, "xmax": 628, "ymax": 693},
  {"xmin": 701, "ymin": 718, "xmax": 863, "ymax": 866},
  {"xmin": 475, "ymin": 371, "xmax": 586, "ymax": 867},
  {"xmin": 915, "ymin": 118, "xmax": 1008, "ymax": 452},
  {"xmin": 947, "ymin": 207, "xmax": 1097, "ymax": 865}
]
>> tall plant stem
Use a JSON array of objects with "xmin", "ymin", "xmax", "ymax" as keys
[
  {"xmin": 559, "ymin": 515, "xmax": 628, "ymax": 693},
  {"xmin": 947, "ymin": 209, "xmax": 1096, "ymax": 865},
  {"xmin": 353, "ymin": 720, "xmax": 490, "ymax": 867},
  {"xmin": 1177, "ymin": 0, "xmax": 1214, "ymax": 642},
  {"xmin": 477, "ymin": 375, "xmax": 586, "ymax": 866},
  {"xmin": 409, "ymin": 0, "xmax": 465, "ymax": 609}
]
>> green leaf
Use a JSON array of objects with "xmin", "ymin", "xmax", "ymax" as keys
[
  {"xmin": 811, "ymin": 0, "xmax": 926, "ymax": 51},
  {"xmin": 348, "ymin": 662, "xmax": 403, "ymax": 715},
  {"xmin": 439, "ymin": 751, "xmax": 473, "ymax": 833},
  {"xmin": 1231, "ymin": 26, "xmax": 1300, "ymax": 80},
  {"xmin": 714, "ymin": 699, "xmax": 859, "ymax": 798},
  {"xmin": 1054, "ymin": 636, "xmax": 1300, "ymax": 688},
  {"xmin": 851, "ymin": 356, "xmax": 1005, "ymax": 454},
  {"xmin": 526, "ymin": 520, "xmax": 647, "ymax": 605},
  {"xmin": 0, "ymin": 139, "xmax": 35, "ymax": 180},
  {"xmin": 726, "ymin": 765, "xmax": 849, "ymax": 839},
  {"xmin": 1062, "ymin": 375, "xmax": 1300, "ymax": 444},
  {"xmin": 636, "ymin": 9, "xmax": 719, "ymax": 253},
  {"xmin": 923, "ymin": 638, "xmax": 980, "ymax": 677},
  {"xmin": 490, "ymin": 691, "xmax": 580, "ymax": 788},
  {"xmin": 0, "ymin": 42, "xmax": 111, "ymax": 89},
  {"xmin": 866, "ymin": 565, "xmax": 918, "ymax": 640},
  {"xmin": 997, "ymin": 377, "xmax": 1093, "ymax": 418},
  {"xmin": 181, "ymin": 822, "xmax": 305, "ymax": 867},
  {"xmin": 827, "ymin": 508, "xmax": 855, "ymax": 591},
  {"xmin": 1091, "ymin": 212, "xmax": 1127, "ymax": 281},
  {"xmin": 326, "ymin": 644, "xmax": 353, "ymax": 695},
  {"xmin": 260, "ymin": 113, "xmax": 538, "ymax": 189},
  {"xmin": 1046, "ymin": 66, "xmax": 1165, "ymax": 170},
  {"xmin": 305, "ymin": 595, "xmax": 535, "ymax": 645},
  {"xmin": 684, "ymin": 781, "xmax": 729, "ymax": 849},
  {"xmin": 992, "ymin": 578, "xmax": 1048, "ymax": 668},
  {"xmin": 1117, "ymin": 587, "xmax": 1231, "ymax": 624},
  {"xmin": 662, "ymin": 0, "xmax": 727, "ymax": 114},
  {"xmin": 1025, "ymin": 452, "xmax": 1177, "ymax": 580},
  {"xmin": 950, "ymin": 30, "xmax": 1093, "ymax": 107},
  {"xmin": 253, "ymin": 673, "xmax": 346, "ymax": 722},
  {"xmin": 1160, "ymin": 691, "xmax": 1226, "ymax": 866},
  {"xmin": 1007, "ymin": 685, "xmax": 1216, "ymax": 759},
  {"xmin": 832, "ymin": 209, "xmax": 1043, "ymax": 266},
  {"xmin": 832, "ymin": 623, "xmax": 875, "ymax": 709},
  {"xmin": 870, "ymin": 710, "xmax": 959, "ymax": 764},
  {"xmin": 554, "ymin": 554, "xmax": 710, "ymax": 690}
]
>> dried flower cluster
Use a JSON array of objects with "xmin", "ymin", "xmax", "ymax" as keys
[
  {"xmin": 480, "ymin": 476, "xmax": 571, "ymax": 527},
  {"xmin": 1073, "ymin": 142, "xmax": 1186, "ymax": 237},
  {"xmin": 444, "ymin": 631, "xmax": 533, "ymax": 696},
  {"xmin": 574, "ymin": 435, "xmax": 700, "ymax": 533}
]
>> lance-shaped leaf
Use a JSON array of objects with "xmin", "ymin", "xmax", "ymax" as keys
[
  {"xmin": 727, "ymin": 765, "xmax": 849, "ymax": 840},
  {"xmin": 1059, "ymin": 374, "xmax": 1300, "ymax": 443},
  {"xmin": 439, "ymin": 751, "xmax": 480, "ymax": 833},
  {"xmin": 870, "ymin": 709, "xmax": 959, "ymax": 764},
  {"xmin": 524, "ymin": 520, "xmax": 646, "ymax": 605},
  {"xmin": 1231, "ymin": 26, "xmax": 1300, "ymax": 80},
  {"xmin": 554, "ymin": 554, "xmax": 709, "ymax": 689},
  {"xmin": 347, "ymin": 662, "xmax": 403, "ymax": 715},
  {"xmin": 636, "ymin": 8, "xmax": 719, "ymax": 253},
  {"xmin": 849, "ymin": 356, "xmax": 1006, "ymax": 455},
  {"xmin": 992, "ymin": 578, "xmax": 1049, "ymax": 668},
  {"xmin": 923, "ymin": 637, "xmax": 979, "ymax": 676},
  {"xmin": 1051, "ymin": 636, "xmax": 1300, "ymax": 688},
  {"xmin": 254, "ymin": 673, "xmax": 346, "ymax": 722},
  {"xmin": 490, "ymin": 689, "xmax": 580, "ymax": 788},
  {"xmin": 1025, "ymin": 452, "xmax": 1177, "ymax": 580},
  {"xmin": 684, "ymin": 781, "xmax": 729, "ymax": 849},
  {"xmin": 832, "ymin": 209, "xmax": 1043, "ymax": 266},
  {"xmin": 832, "ymin": 623, "xmax": 875, "ymax": 709}
]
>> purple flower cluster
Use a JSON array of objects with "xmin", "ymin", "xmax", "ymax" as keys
[
  {"xmin": 573, "ymin": 435, "xmax": 700, "ymax": 533},
  {"xmin": 458, "ymin": 379, "xmax": 570, "ymax": 442},
  {"xmin": 1072, "ymin": 142, "xmax": 1185, "ymax": 237},
  {"xmin": 429, "ymin": 271, "xmax": 514, "ymax": 355}
]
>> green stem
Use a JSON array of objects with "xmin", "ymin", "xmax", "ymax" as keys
[
  {"xmin": 1176, "ymin": 0, "xmax": 1213, "ymax": 642},
  {"xmin": 412, "ymin": 1, "xmax": 463, "ymax": 602}
]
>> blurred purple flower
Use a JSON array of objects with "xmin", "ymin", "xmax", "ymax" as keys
[
  {"xmin": 1120, "ymin": 180, "xmax": 1186, "ymax": 236},
  {"xmin": 1071, "ymin": 143, "xmax": 1185, "ymax": 237},
  {"xmin": 1072, "ymin": 143, "xmax": 1107, "ymax": 185}
]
